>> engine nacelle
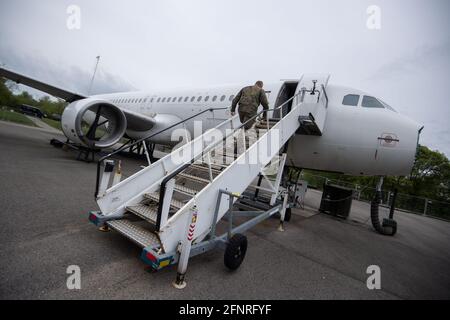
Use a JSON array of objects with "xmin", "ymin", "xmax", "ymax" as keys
[{"xmin": 61, "ymin": 98, "xmax": 127, "ymax": 148}]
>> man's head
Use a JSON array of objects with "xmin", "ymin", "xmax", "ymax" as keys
[{"xmin": 255, "ymin": 80, "xmax": 264, "ymax": 88}]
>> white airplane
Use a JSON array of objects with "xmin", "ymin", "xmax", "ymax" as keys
[{"xmin": 0, "ymin": 67, "xmax": 422, "ymax": 176}]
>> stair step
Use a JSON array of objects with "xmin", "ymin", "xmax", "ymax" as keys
[
  {"xmin": 211, "ymin": 151, "xmax": 238, "ymax": 161},
  {"xmin": 106, "ymin": 219, "xmax": 160, "ymax": 248},
  {"xmin": 255, "ymin": 123, "xmax": 275, "ymax": 129},
  {"xmin": 177, "ymin": 172, "xmax": 211, "ymax": 184},
  {"xmin": 190, "ymin": 164, "xmax": 223, "ymax": 175},
  {"xmin": 144, "ymin": 192, "xmax": 186, "ymax": 210},
  {"xmin": 126, "ymin": 204, "xmax": 158, "ymax": 223},
  {"xmin": 174, "ymin": 184, "xmax": 199, "ymax": 196},
  {"xmin": 261, "ymin": 118, "xmax": 280, "ymax": 123}
]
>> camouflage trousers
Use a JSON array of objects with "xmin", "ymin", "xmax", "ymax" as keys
[{"xmin": 238, "ymin": 111, "xmax": 257, "ymax": 130}]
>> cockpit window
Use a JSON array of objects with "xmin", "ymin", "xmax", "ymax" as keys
[
  {"xmin": 342, "ymin": 94, "xmax": 360, "ymax": 106},
  {"xmin": 379, "ymin": 99, "xmax": 397, "ymax": 112},
  {"xmin": 362, "ymin": 96, "xmax": 385, "ymax": 108}
]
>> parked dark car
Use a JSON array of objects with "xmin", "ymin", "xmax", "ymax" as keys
[{"xmin": 16, "ymin": 104, "xmax": 45, "ymax": 118}]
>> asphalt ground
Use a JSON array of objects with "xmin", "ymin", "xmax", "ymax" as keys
[{"xmin": 1, "ymin": 121, "xmax": 449, "ymax": 299}]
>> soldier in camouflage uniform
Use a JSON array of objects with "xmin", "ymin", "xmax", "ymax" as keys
[{"xmin": 230, "ymin": 80, "xmax": 269, "ymax": 130}]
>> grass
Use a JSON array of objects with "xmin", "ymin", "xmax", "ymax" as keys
[
  {"xmin": 42, "ymin": 117, "xmax": 62, "ymax": 131},
  {"xmin": 0, "ymin": 109, "xmax": 37, "ymax": 127}
]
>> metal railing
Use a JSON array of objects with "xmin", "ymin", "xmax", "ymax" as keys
[
  {"xmin": 96, "ymin": 84, "xmax": 329, "ymax": 231},
  {"xmin": 94, "ymin": 107, "xmax": 228, "ymax": 197},
  {"xmin": 299, "ymin": 172, "xmax": 450, "ymax": 221},
  {"xmin": 153, "ymin": 89, "xmax": 310, "ymax": 230}
]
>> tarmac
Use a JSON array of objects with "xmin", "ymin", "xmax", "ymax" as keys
[
  {"xmin": 1, "ymin": 120, "xmax": 449, "ymax": 299},
  {"xmin": 24, "ymin": 115, "xmax": 61, "ymax": 134}
]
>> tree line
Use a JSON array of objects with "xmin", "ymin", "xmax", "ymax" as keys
[
  {"xmin": 0, "ymin": 78, "xmax": 67, "ymax": 117},
  {"xmin": 296, "ymin": 145, "xmax": 450, "ymax": 218}
]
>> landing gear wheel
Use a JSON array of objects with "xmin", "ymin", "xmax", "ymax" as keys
[
  {"xmin": 224, "ymin": 234, "xmax": 247, "ymax": 270},
  {"xmin": 284, "ymin": 208, "xmax": 292, "ymax": 222}
]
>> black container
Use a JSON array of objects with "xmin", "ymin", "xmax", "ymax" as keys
[{"xmin": 319, "ymin": 184, "xmax": 353, "ymax": 219}]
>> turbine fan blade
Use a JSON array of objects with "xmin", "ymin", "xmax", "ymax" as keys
[{"xmin": 86, "ymin": 105, "xmax": 103, "ymax": 141}]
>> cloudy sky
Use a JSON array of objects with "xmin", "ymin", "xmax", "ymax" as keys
[{"xmin": 0, "ymin": 0, "xmax": 449, "ymax": 156}]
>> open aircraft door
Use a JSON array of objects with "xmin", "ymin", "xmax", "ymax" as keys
[{"xmin": 295, "ymin": 74, "xmax": 330, "ymax": 136}]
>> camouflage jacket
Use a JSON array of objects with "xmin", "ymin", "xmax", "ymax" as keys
[{"xmin": 230, "ymin": 85, "xmax": 269, "ymax": 114}]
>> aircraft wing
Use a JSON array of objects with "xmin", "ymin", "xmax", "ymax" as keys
[
  {"xmin": 1, "ymin": 66, "xmax": 155, "ymax": 131},
  {"xmin": 0, "ymin": 66, "xmax": 86, "ymax": 102}
]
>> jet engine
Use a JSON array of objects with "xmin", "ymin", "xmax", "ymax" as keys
[{"xmin": 61, "ymin": 98, "xmax": 127, "ymax": 148}]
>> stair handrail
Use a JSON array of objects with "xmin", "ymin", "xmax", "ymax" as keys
[
  {"xmin": 197, "ymin": 89, "xmax": 305, "ymax": 157},
  {"xmin": 155, "ymin": 89, "xmax": 307, "ymax": 231},
  {"xmin": 95, "ymin": 107, "xmax": 228, "ymax": 197}
]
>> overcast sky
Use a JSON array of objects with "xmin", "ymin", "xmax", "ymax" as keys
[{"xmin": 0, "ymin": 0, "xmax": 449, "ymax": 156}]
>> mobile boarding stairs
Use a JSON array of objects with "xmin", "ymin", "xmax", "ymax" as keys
[{"xmin": 89, "ymin": 75, "xmax": 330, "ymax": 288}]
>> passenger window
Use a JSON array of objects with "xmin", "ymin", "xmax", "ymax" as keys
[
  {"xmin": 184, "ymin": 97, "xmax": 189, "ymax": 102},
  {"xmin": 205, "ymin": 96, "xmax": 209, "ymax": 102},
  {"xmin": 162, "ymin": 97, "xmax": 166, "ymax": 103},
  {"xmin": 172, "ymin": 97, "xmax": 176, "ymax": 102},
  {"xmin": 197, "ymin": 96, "xmax": 202, "ymax": 102},
  {"xmin": 229, "ymin": 95, "xmax": 235, "ymax": 101},
  {"xmin": 150, "ymin": 98, "xmax": 154, "ymax": 103},
  {"xmin": 342, "ymin": 94, "xmax": 360, "ymax": 106},
  {"xmin": 220, "ymin": 95, "xmax": 226, "ymax": 101},
  {"xmin": 191, "ymin": 96, "xmax": 196, "ymax": 102},
  {"xmin": 362, "ymin": 96, "xmax": 385, "ymax": 108},
  {"xmin": 178, "ymin": 97, "xmax": 183, "ymax": 102},
  {"xmin": 157, "ymin": 97, "xmax": 161, "ymax": 102},
  {"xmin": 212, "ymin": 95, "xmax": 217, "ymax": 102}
]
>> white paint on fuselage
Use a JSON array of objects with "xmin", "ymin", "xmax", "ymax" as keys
[
  {"xmin": 92, "ymin": 81, "xmax": 421, "ymax": 176},
  {"xmin": 288, "ymin": 85, "xmax": 420, "ymax": 176}
]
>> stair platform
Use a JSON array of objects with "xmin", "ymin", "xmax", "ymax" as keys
[{"xmin": 106, "ymin": 219, "xmax": 160, "ymax": 248}]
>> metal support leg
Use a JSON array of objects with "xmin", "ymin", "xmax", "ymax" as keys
[
  {"xmin": 112, "ymin": 160, "xmax": 122, "ymax": 186},
  {"xmin": 98, "ymin": 160, "xmax": 115, "ymax": 197},
  {"xmin": 142, "ymin": 141, "xmax": 152, "ymax": 166},
  {"xmin": 270, "ymin": 153, "xmax": 287, "ymax": 205},
  {"xmin": 389, "ymin": 189, "xmax": 398, "ymax": 219},
  {"xmin": 278, "ymin": 191, "xmax": 288, "ymax": 232},
  {"xmin": 173, "ymin": 205, "xmax": 198, "ymax": 289},
  {"xmin": 253, "ymin": 174, "xmax": 263, "ymax": 200},
  {"xmin": 209, "ymin": 191, "xmax": 224, "ymax": 239},
  {"xmin": 160, "ymin": 179, "xmax": 175, "ymax": 228},
  {"xmin": 228, "ymin": 195, "xmax": 234, "ymax": 239}
]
